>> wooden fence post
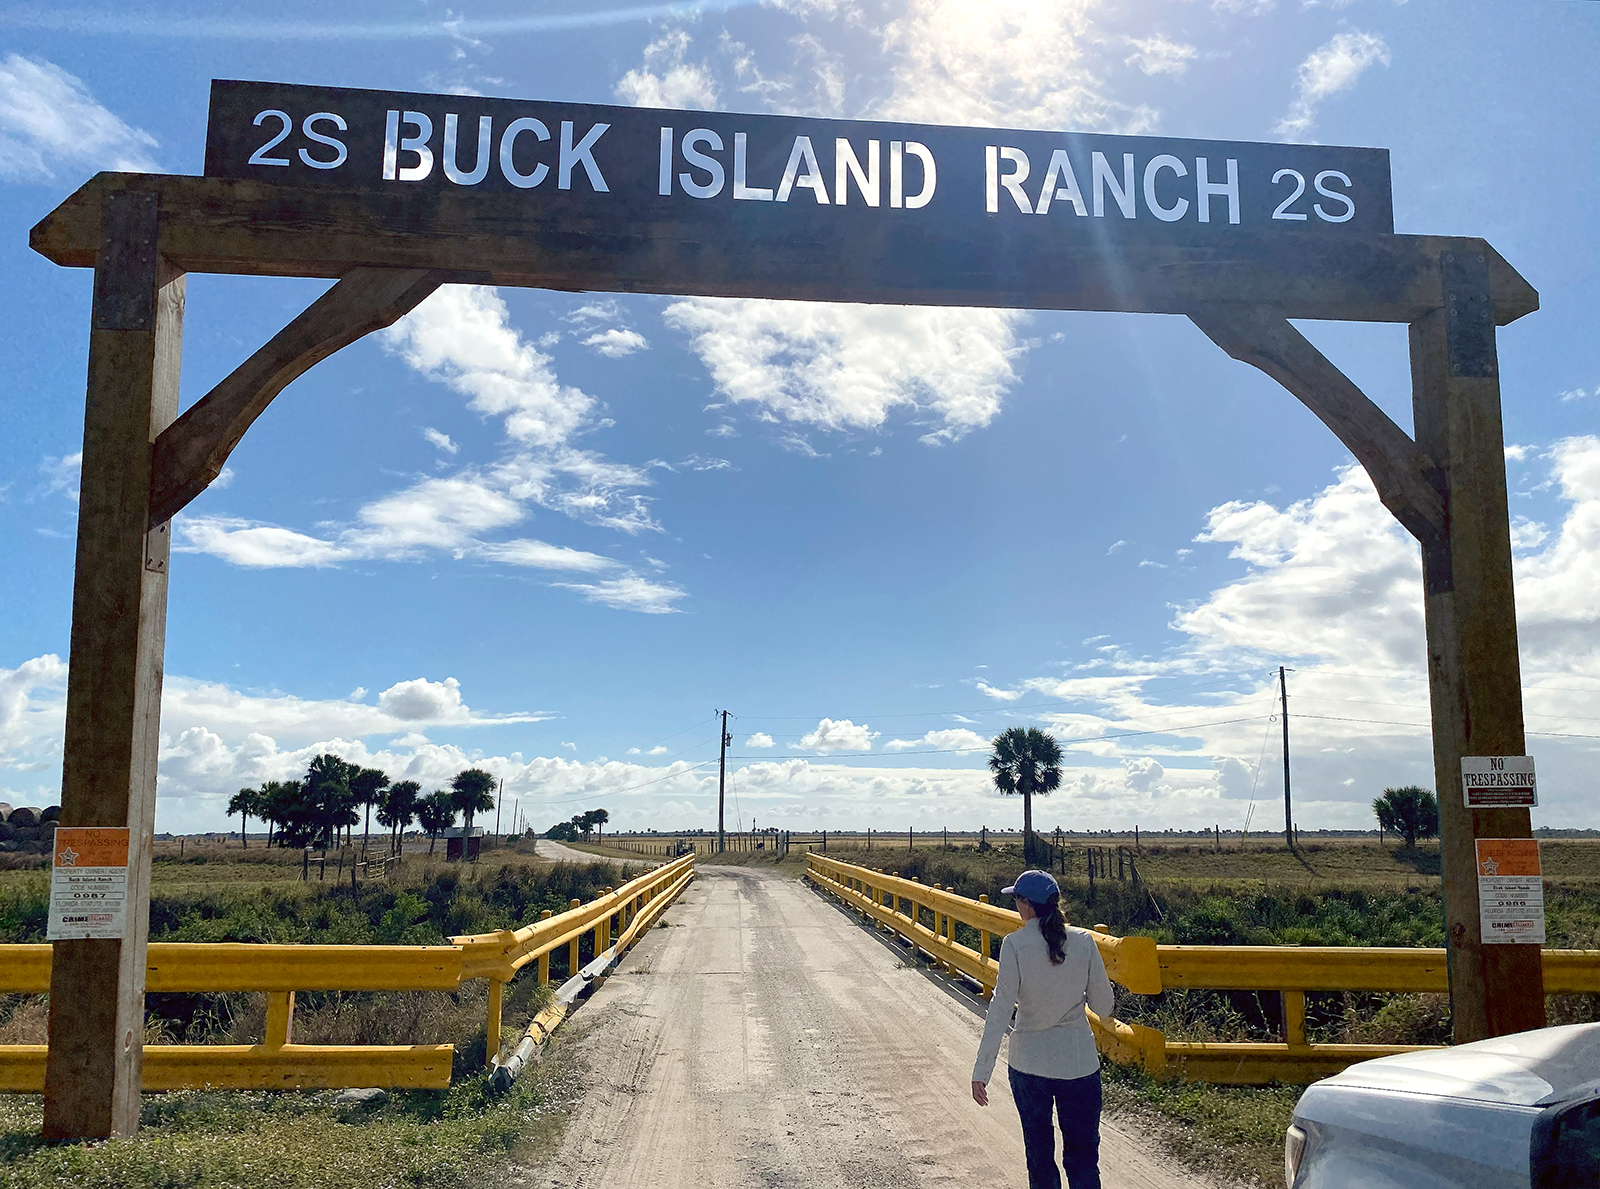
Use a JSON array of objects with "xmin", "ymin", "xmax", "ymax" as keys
[
  {"xmin": 44, "ymin": 192, "xmax": 183, "ymax": 1141},
  {"xmin": 1410, "ymin": 249, "xmax": 1545, "ymax": 1041}
]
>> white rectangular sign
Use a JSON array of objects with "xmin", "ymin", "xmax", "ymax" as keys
[
  {"xmin": 47, "ymin": 827, "xmax": 131, "ymax": 941},
  {"xmin": 1476, "ymin": 838, "xmax": 1545, "ymax": 945},
  {"xmin": 1462, "ymin": 755, "xmax": 1537, "ymax": 809}
]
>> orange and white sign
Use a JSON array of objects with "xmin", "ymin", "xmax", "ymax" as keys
[
  {"xmin": 1476, "ymin": 838, "xmax": 1544, "ymax": 945},
  {"xmin": 47, "ymin": 826, "xmax": 131, "ymax": 940}
]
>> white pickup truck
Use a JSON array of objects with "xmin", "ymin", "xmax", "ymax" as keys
[{"xmin": 1285, "ymin": 1023, "xmax": 1600, "ymax": 1188}]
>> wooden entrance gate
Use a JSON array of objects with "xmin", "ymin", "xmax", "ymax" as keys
[{"xmin": 28, "ymin": 78, "xmax": 1544, "ymax": 1137}]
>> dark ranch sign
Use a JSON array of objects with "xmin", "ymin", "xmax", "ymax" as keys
[{"xmin": 203, "ymin": 80, "xmax": 1394, "ymax": 309}]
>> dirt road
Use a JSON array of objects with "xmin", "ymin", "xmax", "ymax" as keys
[
  {"xmin": 532, "ymin": 839, "xmax": 663, "ymax": 866},
  {"xmin": 534, "ymin": 865, "xmax": 1211, "ymax": 1189}
]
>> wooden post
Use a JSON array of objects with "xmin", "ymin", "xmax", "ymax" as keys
[
  {"xmin": 1410, "ymin": 247, "xmax": 1545, "ymax": 1042},
  {"xmin": 44, "ymin": 192, "xmax": 183, "ymax": 1141}
]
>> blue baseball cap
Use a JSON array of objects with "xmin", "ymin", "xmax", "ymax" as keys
[{"xmin": 1002, "ymin": 870, "xmax": 1060, "ymax": 901}]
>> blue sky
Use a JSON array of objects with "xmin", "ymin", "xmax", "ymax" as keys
[{"xmin": 1, "ymin": 0, "xmax": 1596, "ymax": 837}]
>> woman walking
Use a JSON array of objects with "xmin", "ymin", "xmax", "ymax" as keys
[{"xmin": 971, "ymin": 869, "xmax": 1115, "ymax": 1189}]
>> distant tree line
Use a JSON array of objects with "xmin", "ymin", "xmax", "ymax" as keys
[
  {"xmin": 227, "ymin": 759, "xmax": 499, "ymax": 856},
  {"xmin": 544, "ymin": 808, "xmax": 609, "ymax": 843}
]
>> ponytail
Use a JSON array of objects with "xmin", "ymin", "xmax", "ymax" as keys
[{"xmin": 1028, "ymin": 893, "xmax": 1069, "ymax": 965}]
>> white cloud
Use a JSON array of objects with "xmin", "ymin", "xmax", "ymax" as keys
[
  {"xmin": 1125, "ymin": 35, "xmax": 1197, "ymax": 77},
  {"xmin": 0, "ymin": 54, "xmax": 159, "ymax": 182},
  {"xmin": 38, "ymin": 452, "xmax": 81, "ymax": 503},
  {"xmin": 875, "ymin": 1, "xmax": 1155, "ymax": 133},
  {"xmin": 376, "ymin": 677, "xmax": 471, "ymax": 723},
  {"xmin": 1122, "ymin": 756, "xmax": 1166, "ymax": 793},
  {"xmin": 423, "ymin": 427, "xmax": 459, "ymax": 455},
  {"xmin": 663, "ymin": 299, "xmax": 1026, "ymax": 443},
  {"xmin": 555, "ymin": 574, "xmax": 687, "ymax": 614},
  {"xmin": 583, "ymin": 328, "xmax": 649, "ymax": 358},
  {"xmin": 615, "ymin": 30, "xmax": 720, "ymax": 110},
  {"xmin": 745, "ymin": 732, "xmax": 776, "ymax": 748},
  {"xmin": 884, "ymin": 728, "xmax": 989, "ymax": 753},
  {"xmin": 797, "ymin": 717, "xmax": 877, "ymax": 752},
  {"xmin": 174, "ymin": 517, "xmax": 350, "ymax": 568},
  {"xmin": 177, "ymin": 285, "xmax": 679, "ymax": 610},
  {"xmin": 976, "ymin": 681, "xmax": 1024, "ymax": 702},
  {"xmin": 1276, "ymin": 30, "xmax": 1391, "ymax": 139},
  {"xmin": 1561, "ymin": 388, "xmax": 1590, "ymax": 404},
  {"xmin": 383, "ymin": 286, "xmax": 593, "ymax": 449},
  {"xmin": 475, "ymin": 538, "xmax": 615, "ymax": 572}
]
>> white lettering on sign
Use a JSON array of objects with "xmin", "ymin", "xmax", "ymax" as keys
[
  {"xmin": 213, "ymin": 82, "xmax": 1391, "ymax": 240},
  {"xmin": 1462, "ymin": 756, "xmax": 1538, "ymax": 809}
]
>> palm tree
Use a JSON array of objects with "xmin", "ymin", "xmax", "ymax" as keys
[
  {"xmin": 349, "ymin": 767, "xmax": 390, "ymax": 856},
  {"xmin": 306, "ymin": 753, "xmax": 353, "ymax": 850},
  {"xmin": 988, "ymin": 727, "xmax": 1063, "ymax": 862},
  {"xmin": 449, "ymin": 768, "xmax": 497, "ymax": 834},
  {"xmin": 226, "ymin": 787, "xmax": 259, "ymax": 848},
  {"xmin": 379, "ymin": 780, "xmax": 421, "ymax": 855},
  {"xmin": 1373, "ymin": 786, "xmax": 1439, "ymax": 849},
  {"xmin": 417, "ymin": 790, "xmax": 456, "ymax": 855},
  {"xmin": 260, "ymin": 779, "xmax": 303, "ymax": 847}
]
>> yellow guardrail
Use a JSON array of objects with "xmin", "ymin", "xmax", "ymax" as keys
[
  {"xmin": 805, "ymin": 854, "xmax": 1600, "ymax": 1085},
  {"xmin": 0, "ymin": 854, "xmax": 695, "ymax": 1093}
]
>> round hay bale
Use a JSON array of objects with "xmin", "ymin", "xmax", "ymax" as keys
[
  {"xmin": 8, "ymin": 807, "xmax": 39, "ymax": 828},
  {"xmin": 40, "ymin": 806, "xmax": 60, "ymax": 823}
]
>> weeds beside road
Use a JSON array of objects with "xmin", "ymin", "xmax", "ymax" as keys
[{"xmin": 0, "ymin": 1033, "xmax": 581, "ymax": 1189}]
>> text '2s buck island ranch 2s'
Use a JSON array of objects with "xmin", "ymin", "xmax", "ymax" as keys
[{"xmin": 205, "ymin": 79, "xmax": 1396, "ymax": 259}]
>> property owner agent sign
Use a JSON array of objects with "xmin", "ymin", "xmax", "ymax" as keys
[
  {"xmin": 1462, "ymin": 755, "xmax": 1537, "ymax": 809},
  {"xmin": 204, "ymin": 79, "xmax": 1394, "ymax": 269},
  {"xmin": 1476, "ymin": 838, "xmax": 1545, "ymax": 946},
  {"xmin": 46, "ymin": 827, "xmax": 130, "ymax": 940}
]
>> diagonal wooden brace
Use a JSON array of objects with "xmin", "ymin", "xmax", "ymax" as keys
[
  {"xmin": 148, "ymin": 267, "xmax": 445, "ymax": 527},
  {"xmin": 1190, "ymin": 307, "xmax": 1447, "ymax": 548}
]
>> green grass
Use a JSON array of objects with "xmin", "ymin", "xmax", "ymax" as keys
[
  {"xmin": 1101, "ymin": 1062, "xmax": 1302, "ymax": 1188},
  {"xmin": 0, "ymin": 1033, "xmax": 582, "ymax": 1189}
]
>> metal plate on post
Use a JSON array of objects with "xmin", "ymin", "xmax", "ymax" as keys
[{"xmin": 1443, "ymin": 249, "xmax": 1496, "ymax": 378}]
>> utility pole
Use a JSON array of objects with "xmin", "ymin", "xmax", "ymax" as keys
[
  {"xmin": 716, "ymin": 709, "xmax": 730, "ymax": 853},
  {"xmin": 1279, "ymin": 666, "xmax": 1294, "ymax": 851},
  {"xmin": 494, "ymin": 778, "xmax": 503, "ymax": 842}
]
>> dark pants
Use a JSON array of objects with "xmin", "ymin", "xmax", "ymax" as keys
[{"xmin": 1007, "ymin": 1066, "xmax": 1102, "ymax": 1189}]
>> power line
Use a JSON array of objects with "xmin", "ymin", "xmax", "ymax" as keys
[
  {"xmin": 732, "ymin": 674, "xmax": 1253, "ymax": 723},
  {"xmin": 727, "ymin": 713, "xmax": 1272, "ymax": 761},
  {"xmin": 535, "ymin": 759, "xmax": 718, "ymax": 804}
]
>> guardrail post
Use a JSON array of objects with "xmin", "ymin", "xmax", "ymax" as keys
[
  {"xmin": 537, "ymin": 909, "xmax": 552, "ymax": 985},
  {"xmin": 486, "ymin": 978, "xmax": 504, "ymax": 1068},
  {"xmin": 568, "ymin": 899, "xmax": 581, "ymax": 975},
  {"xmin": 1282, "ymin": 990, "xmax": 1307, "ymax": 1047},
  {"xmin": 264, "ymin": 990, "xmax": 295, "ymax": 1049}
]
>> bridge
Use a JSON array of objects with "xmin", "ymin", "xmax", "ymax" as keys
[{"xmin": 538, "ymin": 864, "xmax": 1200, "ymax": 1189}]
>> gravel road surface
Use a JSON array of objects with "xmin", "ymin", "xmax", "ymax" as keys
[{"xmin": 533, "ymin": 865, "xmax": 1212, "ymax": 1189}]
